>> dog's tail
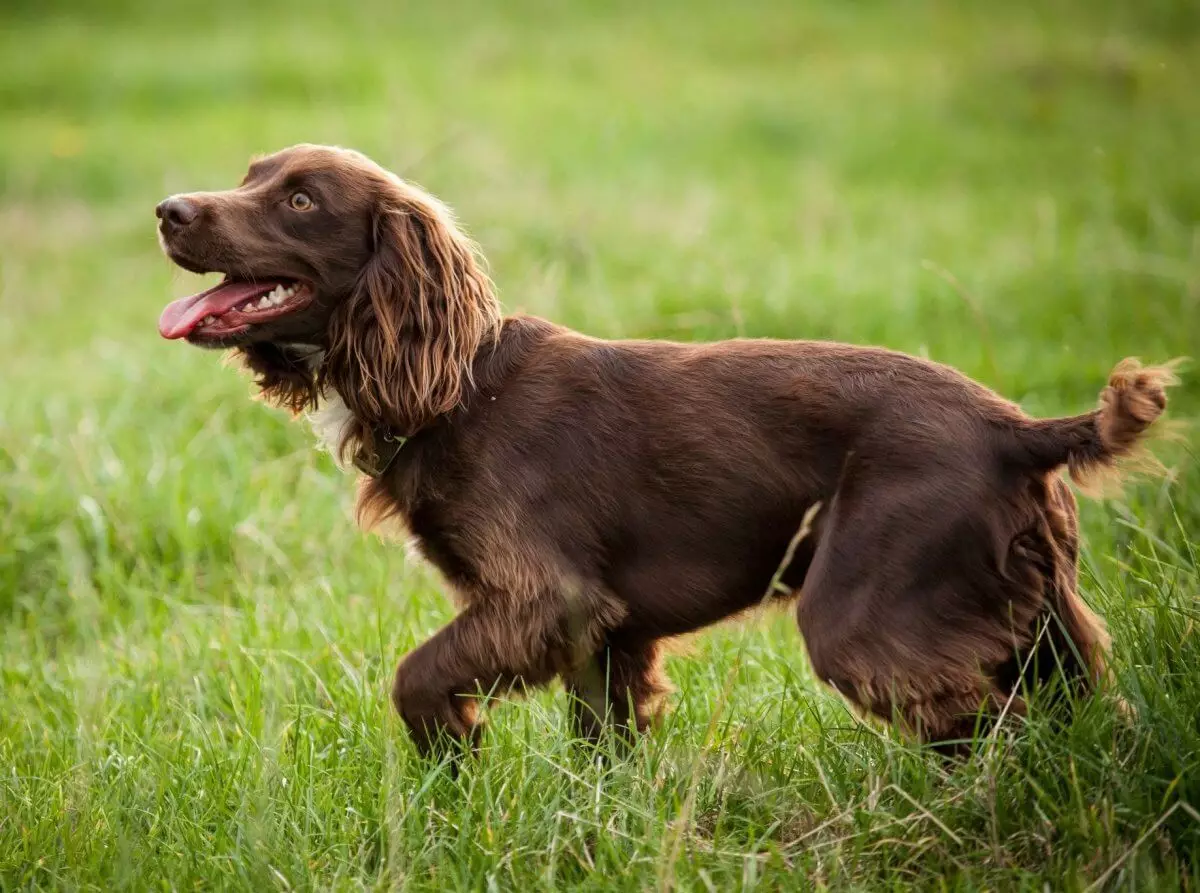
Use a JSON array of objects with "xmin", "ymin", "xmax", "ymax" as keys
[{"xmin": 1007, "ymin": 358, "xmax": 1179, "ymax": 489}]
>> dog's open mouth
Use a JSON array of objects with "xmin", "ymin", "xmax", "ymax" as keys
[{"xmin": 158, "ymin": 277, "xmax": 312, "ymax": 340}]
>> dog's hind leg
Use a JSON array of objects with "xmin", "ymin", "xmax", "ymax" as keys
[
  {"xmin": 995, "ymin": 476, "xmax": 1110, "ymax": 703},
  {"xmin": 794, "ymin": 452, "xmax": 1050, "ymax": 749}
]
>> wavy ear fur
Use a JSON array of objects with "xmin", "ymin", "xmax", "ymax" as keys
[{"xmin": 326, "ymin": 176, "xmax": 501, "ymax": 452}]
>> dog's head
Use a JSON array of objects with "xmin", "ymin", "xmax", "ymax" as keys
[{"xmin": 157, "ymin": 144, "xmax": 500, "ymax": 431}]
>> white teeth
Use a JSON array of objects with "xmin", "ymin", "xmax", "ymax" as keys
[
  {"xmin": 228, "ymin": 284, "xmax": 300, "ymax": 317},
  {"xmin": 268, "ymin": 284, "xmax": 299, "ymax": 305},
  {"xmin": 201, "ymin": 315, "xmax": 216, "ymax": 325}
]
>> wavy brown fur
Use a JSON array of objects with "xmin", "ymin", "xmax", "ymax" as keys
[
  {"xmin": 235, "ymin": 342, "xmax": 323, "ymax": 414},
  {"xmin": 324, "ymin": 175, "xmax": 501, "ymax": 450}
]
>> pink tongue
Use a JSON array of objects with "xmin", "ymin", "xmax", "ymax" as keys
[{"xmin": 158, "ymin": 280, "xmax": 285, "ymax": 339}]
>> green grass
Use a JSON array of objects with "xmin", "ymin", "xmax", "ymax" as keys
[{"xmin": 2, "ymin": 0, "xmax": 1199, "ymax": 888}]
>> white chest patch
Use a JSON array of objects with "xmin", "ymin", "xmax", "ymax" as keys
[
  {"xmin": 305, "ymin": 390, "xmax": 356, "ymax": 470},
  {"xmin": 295, "ymin": 349, "xmax": 357, "ymax": 471}
]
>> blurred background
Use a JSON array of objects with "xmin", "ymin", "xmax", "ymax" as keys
[
  {"xmin": 4, "ymin": 0, "xmax": 1198, "ymax": 372},
  {"xmin": 1, "ymin": 0, "xmax": 1198, "ymax": 888}
]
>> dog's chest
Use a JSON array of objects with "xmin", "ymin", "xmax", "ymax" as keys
[{"xmin": 306, "ymin": 390, "xmax": 356, "ymax": 468}]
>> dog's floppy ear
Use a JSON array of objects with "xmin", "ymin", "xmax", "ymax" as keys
[{"xmin": 326, "ymin": 177, "xmax": 500, "ymax": 448}]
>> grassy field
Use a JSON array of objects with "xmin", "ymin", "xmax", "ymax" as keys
[{"xmin": 2, "ymin": 0, "xmax": 1199, "ymax": 889}]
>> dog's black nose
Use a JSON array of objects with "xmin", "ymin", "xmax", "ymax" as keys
[{"xmin": 156, "ymin": 196, "xmax": 198, "ymax": 228}]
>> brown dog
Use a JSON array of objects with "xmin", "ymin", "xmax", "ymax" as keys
[{"xmin": 156, "ymin": 144, "xmax": 1173, "ymax": 754}]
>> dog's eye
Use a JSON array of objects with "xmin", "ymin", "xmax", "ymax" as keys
[{"xmin": 288, "ymin": 192, "xmax": 314, "ymax": 212}]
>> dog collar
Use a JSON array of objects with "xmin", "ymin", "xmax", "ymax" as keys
[{"xmin": 352, "ymin": 428, "xmax": 407, "ymax": 478}]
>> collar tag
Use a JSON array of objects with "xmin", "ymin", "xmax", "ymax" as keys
[{"xmin": 352, "ymin": 430, "xmax": 407, "ymax": 478}]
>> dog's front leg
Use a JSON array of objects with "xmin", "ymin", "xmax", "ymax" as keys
[
  {"xmin": 390, "ymin": 596, "xmax": 572, "ymax": 757},
  {"xmin": 565, "ymin": 633, "xmax": 672, "ymax": 744}
]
